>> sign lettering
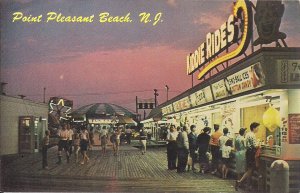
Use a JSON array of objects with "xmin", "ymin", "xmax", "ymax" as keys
[{"xmin": 187, "ymin": 0, "xmax": 253, "ymax": 80}]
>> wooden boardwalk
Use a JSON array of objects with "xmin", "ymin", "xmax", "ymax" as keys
[{"xmin": 1, "ymin": 145, "xmax": 237, "ymax": 192}]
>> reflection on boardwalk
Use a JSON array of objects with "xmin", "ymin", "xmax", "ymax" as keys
[{"xmin": 1, "ymin": 145, "xmax": 236, "ymax": 192}]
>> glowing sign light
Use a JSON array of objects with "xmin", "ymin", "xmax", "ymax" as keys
[
  {"xmin": 49, "ymin": 97, "xmax": 73, "ymax": 121},
  {"xmin": 187, "ymin": 0, "xmax": 252, "ymax": 80}
]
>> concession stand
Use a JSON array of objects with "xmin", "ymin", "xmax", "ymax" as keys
[{"xmin": 145, "ymin": 0, "xmax": 300, "ymax": 192}]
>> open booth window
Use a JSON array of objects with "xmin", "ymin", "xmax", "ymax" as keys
[{"xmin": 241, "ymin": 103, "xmax": 281, "ymax": 154}]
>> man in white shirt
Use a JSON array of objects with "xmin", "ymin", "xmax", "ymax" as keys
[
  {"xmin": 166, "ymin": 125, "xmax": 179, "ymax": 170},
  {"xmin": 218, "ymin": 128, "xmax": 230, "ymax": 152},
  {"xmin": 57, "ymin": 123, "xmax": 70, "ymax": 164},
  {"xmin": 236, "ymin": 122, "xmax": 260, "ymax": 191}
]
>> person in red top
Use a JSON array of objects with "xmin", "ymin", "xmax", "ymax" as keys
[{"xmin": 210, "ymin": 124, "xmax": 222, "ymax": 174}]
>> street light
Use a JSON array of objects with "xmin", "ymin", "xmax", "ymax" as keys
[{"xmin": 165, "ymin": 85, "xmax": 169, "ymax": 101}]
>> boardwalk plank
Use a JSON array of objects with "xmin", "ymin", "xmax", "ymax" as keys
[{"xmin": 1, "ymin": 145, "xmax": 236, "ymax": 192}]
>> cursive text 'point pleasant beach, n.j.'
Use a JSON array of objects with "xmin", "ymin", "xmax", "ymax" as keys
[{"xmin": 11, "ymin": 11, "xmax": 164, "ymax": 26}]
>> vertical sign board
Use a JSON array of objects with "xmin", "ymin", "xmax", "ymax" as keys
[
  {"xmin": 277, "ymin": 60, "xmax": 300, "ymax": 84},
  {"xmin": 288, "ymin": 114, "xmax": 300, "ymax": 144}
]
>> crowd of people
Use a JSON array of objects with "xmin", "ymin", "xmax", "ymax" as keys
[
  {"xmin": 42, "ymin": 121, "xmax": 261, "ymax": 191},
  {"xmin": 165, "ymin": 122, "xmax": 261, "ymax": 191},
  {"xmin": 41, "ymin": 124, "xmax": 137, "ymax": 169}
]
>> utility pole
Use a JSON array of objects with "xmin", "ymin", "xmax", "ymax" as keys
[
  {"xmin": 43, "ymin": 87, "xmax": 46, "ymax": 103},
  {"xmin": 165, "ymin": 85, "xmax": 169, "ymax": 101},
  {"xmin": 136, "ymin": 96, "xmax": 139, "ymax": 121},
  {"xmin": 154, "ymin": 89, "xmax": 159, "ymax": 107}
]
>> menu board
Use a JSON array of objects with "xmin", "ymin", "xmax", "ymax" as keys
[
  {"xmin": 288, "ymin": 114, "xmax": 300, "ymax": 144},
  {"xmin": 189, "ymin": 86, "xmax": 213, "ymax": 107}
]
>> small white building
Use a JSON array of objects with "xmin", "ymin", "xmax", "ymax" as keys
[{"xmin": 0, "ymin": 95, "xmax": 48, "ymax": 155}]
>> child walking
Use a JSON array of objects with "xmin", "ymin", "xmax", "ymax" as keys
[
  {"xmin": 221, "ymin": 139, "xmax": 233, "ymax": 179},
  {"xmin": 42, "ymin": 130, "xmax": 50, "ymax": 169}
]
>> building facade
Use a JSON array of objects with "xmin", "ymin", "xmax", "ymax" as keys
[{"xmin": 0, "ymin": 95, "xmax": 48, "ymax": 155}]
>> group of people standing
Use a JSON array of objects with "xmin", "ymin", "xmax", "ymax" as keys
[
  {"xmin": 166, "ymin": 124, "xmax": 213, "ymax": 173},
  {"xmin": 165, "ymin": 122, "xmax": 261, "ymax": 190}
]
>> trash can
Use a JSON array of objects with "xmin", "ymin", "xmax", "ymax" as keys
[{"xmin": 270, "ymin": 160, "xmax": 289, "ymax": 193}]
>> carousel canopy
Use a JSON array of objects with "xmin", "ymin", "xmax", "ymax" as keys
[{"xmin": 72, "ymin": 103, "xmax": 136, "ymax": 118}]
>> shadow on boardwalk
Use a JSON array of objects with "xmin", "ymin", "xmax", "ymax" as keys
[{"xmin": 1, "ymin": 145, "xmax": 237, "ymax": 192}]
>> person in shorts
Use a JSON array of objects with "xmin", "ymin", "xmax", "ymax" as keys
[
  {"xmin": 221, "ymin": 139, "xmax": 233, "ymax": 179},
  {"xmin": 80, "ymin": 126, "xmax": 90, "ymax": 165},
  {"xmin": 57, "ymin": 124, "xmax": 70, "ymax": 164}
]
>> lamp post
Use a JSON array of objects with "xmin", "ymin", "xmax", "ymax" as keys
[{"xmin": 165, "ymin": 85, "xmax": 169, "ymax": 101}]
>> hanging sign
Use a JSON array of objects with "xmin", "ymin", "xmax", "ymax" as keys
[
  {"xmin": 186, "ymin": 0, "xmax": 253, "ymax": 80},
  {"xmin": 211, "ymin": 62, "xmax": 265, "ymax": 100},
  {"xmin": 189, "ymin": 86, "xmax": 213, "ymax": 107},
  {"xmin": 225, "ymin": 62, "xmax": 265, "ymax": 95},
  {"xmin": 162, "ymin": 104, "xmax": 174, "ymax": 115},
  {"xmin": 211, "ymin": 80, "xmax": 229, "ymax": 100},
  {"xmin": 88, "ymin": 119, "xmax": 112, "ymax": 124},
  {"xmin": 173, "ymin": 97, "xmax": 191, "ymax": 112}
]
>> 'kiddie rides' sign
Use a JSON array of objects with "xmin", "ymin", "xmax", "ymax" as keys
[{"xmin": 187, "ymin": 0, "xmax": 253, "ymax": 80}]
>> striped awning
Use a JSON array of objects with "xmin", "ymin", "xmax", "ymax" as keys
[{"xmin": 72, "ymin": 103, "xmax": 135, "ymax": 118}]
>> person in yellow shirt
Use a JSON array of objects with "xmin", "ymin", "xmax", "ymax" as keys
[{"xmin": 210, "ymin": 124, "xmax": 222, "ymax": 174}]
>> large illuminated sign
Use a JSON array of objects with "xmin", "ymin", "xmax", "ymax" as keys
[
  {"xmin": 187, "ymin": 0, "xmax": 253, "ymax": 80},
  {"xmin": 49, "ymin": 97, "xmax": 73, "ymax": 121}
]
